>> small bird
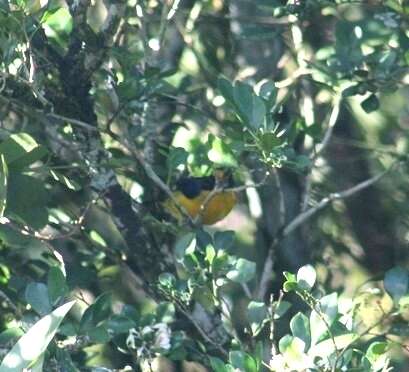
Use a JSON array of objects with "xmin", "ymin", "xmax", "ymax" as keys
[{"xmin": 164, "ymin": 169, "xmax": 237, "ymax": 225}]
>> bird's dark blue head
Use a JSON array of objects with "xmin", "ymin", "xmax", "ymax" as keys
[
  {"xmin": 176, "ymin": 175, "xmax": 216, "ymax": 198},
  {"xmin": 176, "ymin": 177, "xmax": 202, "ymax": 198}
]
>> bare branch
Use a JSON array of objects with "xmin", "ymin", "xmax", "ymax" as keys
[
  {"xmin": 46, "ymin": 113, "xmax": 98, "ymax": 132},
  {"xmin": 284, "ymin": 162, "xmax": 396, "ymax": 239},
  {"xmin": 256, "ymin": 249, "xmax": 274, "ymax": 301},
  {"xmin": 314, "ymin": 97, "xmax": 342, "ymax": 159},
  {"xmin": 257, "ymin": 161, "xmax": 400, "ymax": 300},
  {"xmin": 163, "ymin": 297, "xmax": 229, "ymax": 358},
  {"xmin": 272, "ymin": 170, "xmax": 286, "ymax": 227},
  {"xmin": 301, "ymin": 97, "xmax": 342, "ymax": 211}
]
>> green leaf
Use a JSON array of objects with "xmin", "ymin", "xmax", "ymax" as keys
[
  {"xmin": 28, "ymin": 353, "xmax": 44, "ymax": 372},
  {"xmin": 279, "ymin": 336, "xmax": 308, "ymax": 369},
  {"xmin": 92, "ymin": 293, "xmax": 112, "ymax": 324},
  {"xmin": 55, "ymin": 348, "xmax": 79, "ymax": 372},
  {"xmin": 6, "ymin": 174, "xmax": 48, "ymax": 229},
  {"xmin": 233, "ymin": 81, "xmax": 266, "ymax": 130},
  {"xmin": 258, "ymin": 80, "xmax": 277, "ymax": 107},
  {"xmin": 218, "ymin": 78, "xmax": 266, "ymax": 129},
  {"xmin": 41, "ymin": 8, "xmax": 73, "ymax": 48},
  {"xmin": 24, "ymin": 0, "xmax": 48, "ymax": 14},
  {"xmin": 158, "ymin": 272, "xmax": 176, "ymax": 287},
  {"xmin": 283, "ymin": 271, "xmax": 296, "ymax": 282},
  {"xmin": 0, "ymin": 301, "xmax": 75, "ymax": 372},
  {"xmin": 0, "ymin": 154, "xmax": 7, "ymax": 217},
  {"xmin": 309, "ymin": 333, "xmax": 355, "ymax": 359},
  {"xmin": 210, "ymin": 357, "xmax": 228, "ymax": 372},
  {"xmin": 79, "ymin": 293, "xmax": 112, "ymax": 332},
  {"xmin": 226, "ymin": 258, "xmax": 256, "ymax": 284},
  {"xmin": 0, "ymin": 328, "xmax": 24, "ymax": 346},
  {"xmin": 50, "ymin": 170, "xmax": 81, "ymax": 191},
  {"xmin": 342, "ymin": 84, "xmax": 361, "ymax": 98},
  {"xmin": 283, "ymin": 281, "xmax": 298, "ymax": 292},
  {"xmin": 290, "ymin": 312, "xmax": 311, "ymax": 350},
  {"xmin": 87, "ymin": 325, "xmax": 110, "ymax": 343},
  {"xmin": 229, "ymin": 351, "xmax": 258, "ymax": 372},
  {"xmin": 47, "ymin": 266, "xmax": 68, "ymax": 305},
  {"xmin": 365, "ymin": 341, "xmax": 389, "ymax": 371},
  {"xmin": 25, "ymin": 282, "xmax": 52, "ymax": 316},
  {"xmin": 259, "ymin": 132, "xmax": 283, "ymax": 153},
  {"xmin": 334, "ymin": 20, "xmax": 363, "ymax": 72},
  {"xmin": 211, "ymin": 250, "xmax": 230, "ymax": 275},
  {"xmin": 273, "ymin": 300, "xmax": 291, "ymax": 319},
  {"xmin": 208, "ymin": 137, "xmax": 237, "ymax": 166},
  {"xmin": 384, "ymin": 266, "xmax": 408, "ymax": 304},
  {"xmin": 156, "ymin": 302, "xmax": 175, "ymax": 324},
  {"xmin": 106, "ymin": 315, "xmax": 136, "ymax": 334},
  {"xmin": 0, "ymin": 133, "xmax": 47, "ymax": 170},
  {"xmin": 283, "ymin": 272, "xmax": 297, "ymax": 293},
  {"xmin": 296, "ymin": 264, "xmax": 316, "ymax": 290},
  {"xmin": 205, "ymin": 244, "xmax": 216, "ymax": 264},
  {"xmin": 310, "ymin": 293, "xmax": 338, "ymax": 345},
  {"xmin": 217, "ymin": 77, "xmax": 235, "ymax": 105},
  {"xmin": 175, "ymin": 233, "xmax": 196, "ymax": 259},
  {"xmin": 214, "ymin": 230, "xmax": 235, "ymax": 251},
  {"xmin": 278, "ymin": 334, "xmax": 293, "ymax": 353},
  {"xmin": 361, "ymin": 94, "xmax": 380, "ymax": 113},
  {"xmin": 247, "ymin": 301, "xmax": 269, "ymax": 336},
  {"xmin": 195, "ymin": 228, "xmax": 212, "ymax": 249}
]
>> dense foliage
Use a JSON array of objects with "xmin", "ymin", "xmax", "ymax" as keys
[{"xmin": 0, "ymin": 0, "xmax": 409, "ymax": 371}]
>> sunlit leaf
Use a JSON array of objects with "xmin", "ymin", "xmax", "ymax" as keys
[
  {"xmin": 290, "ymin": 312, "xmax": 311, "ymax": 350},
  {"xmin": 226, "ymin": 258, "xmax": 256, "ymax": 284},
  {"xmin": 0, "ymin": 301, "xmax": 75, "ymax": 372},
  {"xmin": 297, "ymin": 264, "xmax": 316, "ymax": 291},
  {"xmin": 361, "ymin": 94, "xmax": 380, "ymax": 113},
  {"xmin": 310, "ymin": 293, "xmax": 338, "ymax": 345},
  {"xmin": 25, "ymin": 282, "xmax": 52, "ymax": 316},
  {"xmin": 48, "ymin": 267, "xmax": 69, "ymax": 306},
  {"xmin": 247, "ymin": 301, "xmax": 269, "ymax": 336},
  {"xmin": 0, "ymin": 133, "xmax": 47, "ymax": 170}
]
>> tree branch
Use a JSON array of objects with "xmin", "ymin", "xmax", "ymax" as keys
[{"xmin": 257, "ymin": 161, "xmax": 401, "ymax": 300}]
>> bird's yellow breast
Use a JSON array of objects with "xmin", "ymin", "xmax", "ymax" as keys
[{"xmin": 168, "ymin": 191, "xmax": 236, "ymax": 225}]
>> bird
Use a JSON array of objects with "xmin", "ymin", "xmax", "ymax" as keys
[{"xmin": 164, "ymin": 169, "xmax": 237, "ymax": 225}]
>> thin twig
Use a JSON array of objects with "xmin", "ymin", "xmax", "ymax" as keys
[
  {"xmin": 314, "ymin": 97, "xmax": 342, "ymax": 159},
  {"xmin": 301, "ymin": 97, "xmax": 342, "ymax": 211},
  {"xmin": 177, "ymin": 304, "xmax": 228, "ymax": 357},
  {"xmin": 283, "ymin": 162, "xmax": 397, "ymax": 239},
  {"xmin": 256, "ymin": 250, "xmax": 274, "ymax": 301},
  {"xmin": 46, "ymin": 113, "xmax": 98, "ymax": 132},
  {"xmin": 257, "ymin": 161, "xmax": 400, "ymax": 301},
  {"xmin": 0, "ymin": 71, "xmax": 50, "ymax": 107},
  {"xmin": 272, "ymin": 169, "xmax": 286, "ymax": 227}
]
